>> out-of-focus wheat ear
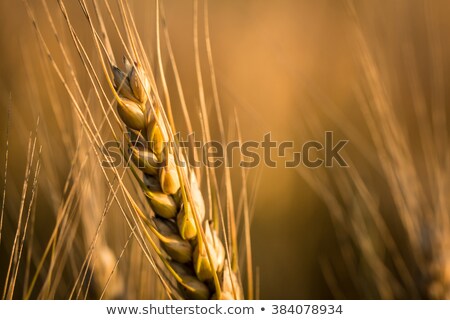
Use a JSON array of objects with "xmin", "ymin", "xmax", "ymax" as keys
[
  {"xmin": 98, "ymin": 230, "xmax": 134, "ymax": 300},
  {"xmin": 77, "ymin": 155, "xmax": 127, "ymax": 300}
]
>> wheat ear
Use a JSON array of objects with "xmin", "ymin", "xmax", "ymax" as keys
[{"xmin": 110, "ymin": 57, "xmax": 241, "ymax": 300}]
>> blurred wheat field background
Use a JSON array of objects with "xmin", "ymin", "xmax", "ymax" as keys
[{"xmin": 0, "ymin": 0, "xmax": 449, "ymax": 299}]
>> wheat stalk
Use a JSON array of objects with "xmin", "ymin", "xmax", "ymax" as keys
[{"xmin": 109, "ymin": 57, "xmax": 242, "ymax": 300}]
